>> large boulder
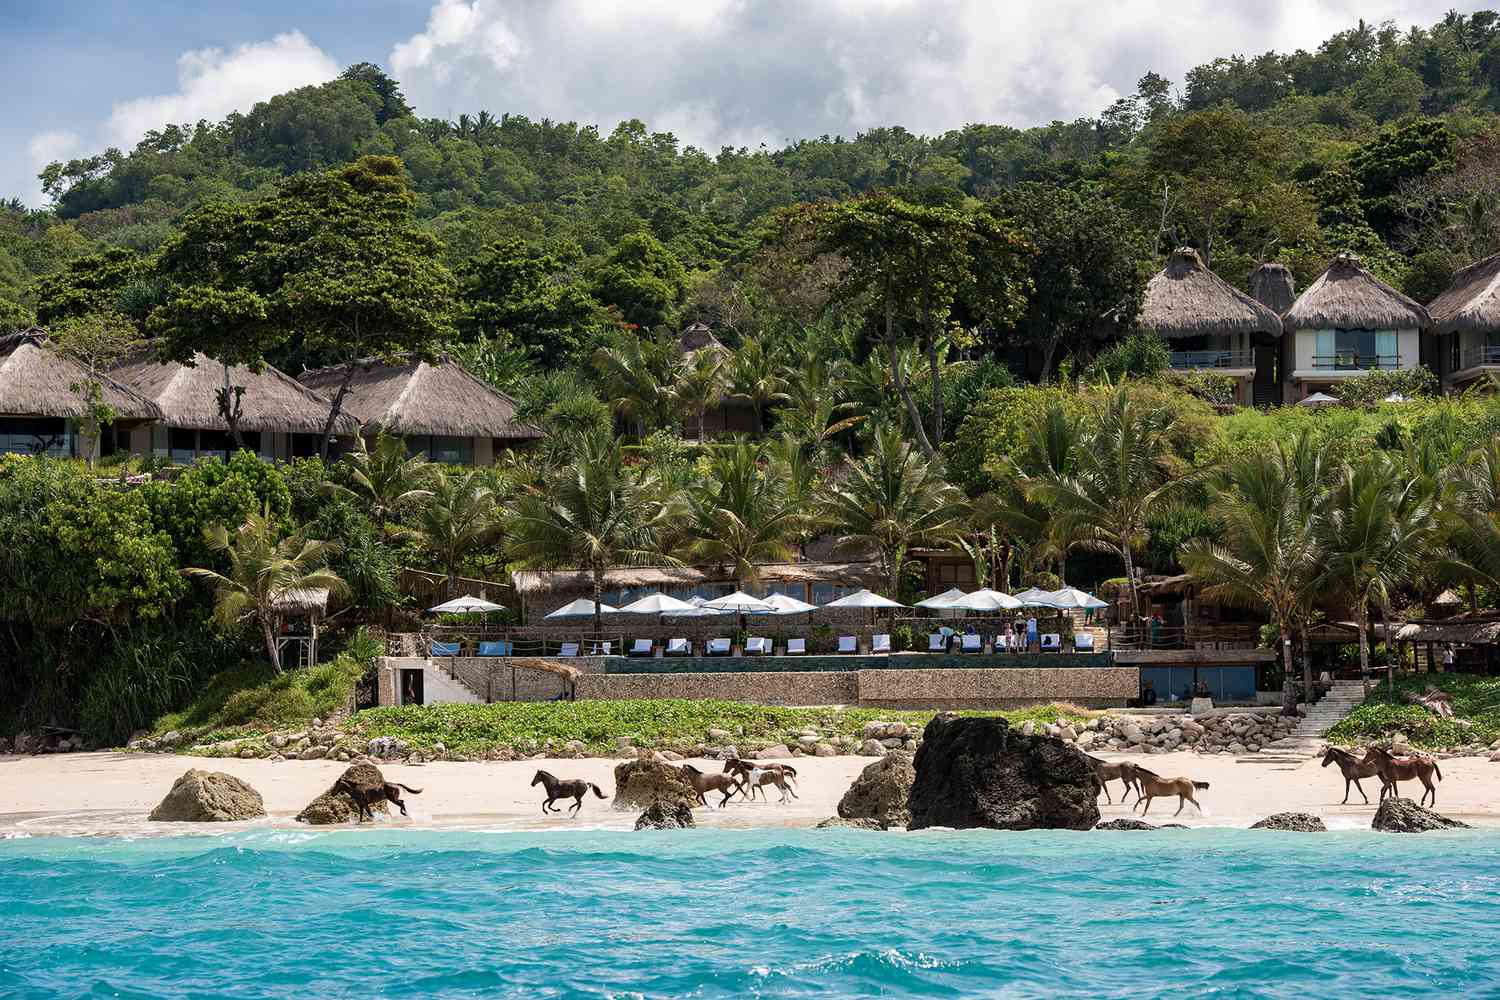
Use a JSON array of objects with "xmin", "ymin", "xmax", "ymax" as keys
[
  {"xmin": 296, "ymin": 763, "xmax": 388, "ymax": 825},
  {"xmin": 149, "ymin": 769, "xmax": 265, "ymax": 822},
  {"xmin": 1095, "ymin": 818, "xmax": 1160, "ymax": 831},
  {"xmin": 816, "ymin": 816, "xmax": 884, "ymax": 830},
  {"xmin": 836, "ymin": 752, "xmax": 915, "ymax": 830},
  {"xmin": 907, "ymin": 713, "xmax": 1100, "ymax": 831},
  {"xmin": 1372, "ymin": 797, "xmax": 1470, "ymax": 833},
  {"xmin": 612, "ymin": 757, "xmax": 698, "ymax": 811},
  {"xmin": 635, "ymin": 800, "xmax": 695, "ymax": 830},
  {"xmin": 1250, "ymin": 812, "xmax": 1326, "ymax": 832}
]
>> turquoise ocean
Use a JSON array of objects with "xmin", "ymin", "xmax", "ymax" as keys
[{"xmin": 1, "ymin": 828, "xmax": 1496, "ymax": 998}]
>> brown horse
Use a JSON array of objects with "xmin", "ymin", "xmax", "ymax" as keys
[
  {"xmin": 1132, "ymin": 767, "xmax": 1209, "ymax": 817},
  {"xmin": 1086, "ymin": 755, "xmax": 1142, "ymax": 805},
  {"xmin": 1320, "ymin": 746, "xmax": 1386, "ymax": 805},
  {"xmin": 722, "ymin": 758, "xmax": 798, "ymax": 796},
  {"xmin": 530, "ymin": 770, "xmax": 606, "ymax": 815},
  {"xmin": 737, "ymin": 766, "xmax": 799, "ymax": 804},
  {"xmin": 1367, "ymin": 746, "xmax": 1443, "ymax": 807},
  {"xmin": 680, "ymin": 763, "xmax": 741, "ymax": 808}
]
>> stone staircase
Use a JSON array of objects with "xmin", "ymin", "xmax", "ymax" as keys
[{"xmin": 1259, "ymin": 680, "xmax": 1367, "ymax": 757}]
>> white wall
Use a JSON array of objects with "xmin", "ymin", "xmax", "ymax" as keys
[{"xmin": 403, "ymin": 661, "xmax": 485, "ymax": 705}]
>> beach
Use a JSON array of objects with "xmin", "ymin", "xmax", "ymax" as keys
[{"xmin": 3, "ymin": 749, "xmax": 1498, "ymax": 836}]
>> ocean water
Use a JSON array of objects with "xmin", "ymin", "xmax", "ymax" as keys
[{"xmin": 1, "ymin": 828, "xmax": 1497, "ymax": 999}]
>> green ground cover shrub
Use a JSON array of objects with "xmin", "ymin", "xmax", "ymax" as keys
[{"xmin": 1325, "ymin": 673, "xmax": 1500, "ymax": 748}]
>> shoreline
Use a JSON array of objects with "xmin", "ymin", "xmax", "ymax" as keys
[{"xmin": 4, "ymin": 750, "xmax": 1499, "ymax": 838}]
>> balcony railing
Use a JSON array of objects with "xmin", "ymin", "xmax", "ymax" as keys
[
  {"xmin": 1169, "ymin": 349, "xmax": 1255, "ymax": 370},
  {"xmin": 1460, "ymin": 346, "xmax": 1500, "ymax": 371},
  {"xmin": 1311, "ymin": 353, "xmax": 1401, "ymax": 371}
]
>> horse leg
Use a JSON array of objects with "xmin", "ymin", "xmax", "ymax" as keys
[
  {"xmin": 1099, "ymin": 780, "xmax": 1112, "ymax": 805},
  {"xmin": 570, "ymin": 795, "xmax": 583, "ymax": 815},
  {"xmin": 1421, "ymin": 774, "xmax": 1435, "ymax": 807},
  {"xmin": 1174, "ymin": 795, "xmax": 1185, "ymax": 817},
  {"xmin": 1140, "ymin": 795, "xmax": 1153, "ymax": 816}
]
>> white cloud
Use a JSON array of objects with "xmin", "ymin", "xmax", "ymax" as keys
[
  {"xmin": 388, "ymin": 0, "xmax": 1464, "ymax": 151},
  {"xmin": 19, "ymin": 131, "xmax": 83, "ymax": 205}
]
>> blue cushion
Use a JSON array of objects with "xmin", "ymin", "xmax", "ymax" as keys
[
  {"xmin": 477, "ymin": 641, "xmax": 508, "ymax": 656},
  {"xmin": 431, "ymin": 641, "xmax": 460, "ymax": 657}
]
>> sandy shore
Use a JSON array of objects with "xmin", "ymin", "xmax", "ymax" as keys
[{"xmin": 2, "ymin": 750, "xmax": 1497, "ymax": 837}]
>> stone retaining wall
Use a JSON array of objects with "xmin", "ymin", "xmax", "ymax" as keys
[
  {"xmin": 576, "ymin": 670, "xmax": 857, "ymax": 705},
  {"xmin": 855, "ymin": 667, "xmax": 1139, "ymax": 709}
]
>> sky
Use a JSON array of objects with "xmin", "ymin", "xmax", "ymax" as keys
[{"xmin": 0, "ymin": 0, "xmax": 1485, "ymax": 208}]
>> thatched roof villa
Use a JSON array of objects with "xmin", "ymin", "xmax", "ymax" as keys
[
  {"xmin": 0, "ymin": 330, "xmax": 161, "ymax": 458},
  {"xmin": 674, "ymin": 320, "xmax": 756, "ymax": 437},
  {"xmin": 1137, "ymin": 248, "xmax": 1283, "ymax": 405},
  {"xmin": 1426, "ymin": 251, "xmax": 1500, "ymax": 390},
  {"xmin": 1281, "ymin": 253, "xmax": 1431, "ymax": 401},
  {"xmin": 1248, "ymin": 262, "xmax": 1297, "ymax": 315},
  {"xmin": 113, "ymin": 352, "xmax": 359, "ymax": 462},
  {"xmin": 299, "ymin": 355, "xmax": 540, "ymax": 465}
]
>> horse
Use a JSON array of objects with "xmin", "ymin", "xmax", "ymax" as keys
[
  {"xmin": 1132, "ymin": 767, "xmax": 1209, "ymax": 817},
  {"xmin": 1366, "ymin": 746, "xmax": 1443, "ymax": 807},
  {"xmin": 334, "ymin": 776, "xmax": 422, "ymax": 822},
  {"xmin": 1086, "ymin": 755, "xmax": 1142, "ymax": 805},
  {"xmin": 722, "ymin": 758, "xmax": 798, "ymax": 796},
  {"xmin": 737, "ymin": 766, "xmax": 799, "ymax": 804},
  {"xmin": 1320, "ymin": 746, "xmax": 1386, "ymax": 805},
  {"xmin": 530, "ymin": 770, "xmax": 606, "ymax": 815},
  {"xmin": 680, "ymin": 763, "xmax": 742, "ymax": 808}
]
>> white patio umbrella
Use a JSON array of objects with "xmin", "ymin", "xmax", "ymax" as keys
[
  {"xmin": 949, "ymin": 588, "xmax": 1023, "ymax": 612},
  {"xmin": 1046, "ymin": 586, "xmax": 1109, "ymax": 610},
  {"xmin": 763, "ymin": 592, "xmax": 818, "ymax": 615},
  {"xmin": 428, "ymin": 596, "xmax": 506, "ymax": 614},
  {"xmin": 616, "ymin": 593, "xmax": 699, "ymax": 615},
  {"xmin": 1383, "ymin": 392, "xmax": 1411, "ymax": 403},
  {"xmin": 915, "ymin": 588, "xmax": 968, "ymax": 609},
  {"xmin": 823, "ymin": 588, "xmax": 904, "ymax": 609},
  {"xmin": 544, "ymin": 598, "xmax": 619, "ymax": 619},
  {"xmin": 702, "ymin": 591, "xmax": 776, "ymax": 613},
  {"xmin": 1011, "ymin": 586, "xmax": 1060, "ymax": 607},
  {"xmin": 1297, "ymin": 391, "xmax": 1341, "ymax": 409}
]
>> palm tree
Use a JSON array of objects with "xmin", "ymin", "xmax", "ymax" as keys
[
  {"xmin": 182, "ymin": 506, "xmax": 347, "ymax": 673},
  {"xmin": 819, "ymin": 424, "xmax": 964, "ymax": 595},
  {"xmin": 728, "ymin": 335, "xmax": 789, "ymax": 433},
  {"xmin": 405, "ymin": 467, "xmax": 506, "ymax": 600},
  {"xmin": 1179, "ymin": 440, "xmax": 1325, "ymax": 716},
  {"xmin": 685, "ymin": 440, "xmax": 803, "ymax": 589},
  {"xmin": 979, "ymin": 401, "xmax": 1084, "ymax": 588},
  {"xmin": 323, "ymin": 431, "xmax": 434, "ymax": 534},
  {"xmin": 1318, "ymin": 452, "xmax": 1439, "ymax": 695},
  {"xmin": 778, "ymin": 357, "xmax": 863, "ymax": 455},
  {"xmin": 592, "ymin": 334, "xmax": 678, "ymax": 439},
  {"xmin": 508, "ymin": 431, "xmax": 676, "ymax": 633},
  {"xmin": 670, "ymin": 349, "xmax": 726, "ymax": 441},
  {"xmin": 1434, "ymin": 436, "xmax": 1500, "ymax": 602}
]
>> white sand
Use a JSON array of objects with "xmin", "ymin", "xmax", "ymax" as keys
[{"xmin": 1, "ymin": 750, "xmax": 1496, "ymax": 837}]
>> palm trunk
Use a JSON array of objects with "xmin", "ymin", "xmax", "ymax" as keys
[
  {"xmin": 1300, "ymin": 625, "xmax": 1313, "ymax": 712},
  {"xmin": 262, "ymin": 617, "xmax": 282, "ymax": 673},
  {"xmin": 1121, "ymin": 543, "xmax": 1141, "ymax": 624},
  {"xmin": 1279, "ymin": 624, "xmax": 1296, "ymax": 716},
  {"xmin": 697, "ymin": 407, "xmax": 707, "ymax": 442},
  {"xmin": 1357, "ymin": 601, "xmax": 1371, "ymax": 697},
  {"xmin": 592, "ymin": 567, "xmax": 604, "ymax": 636}
]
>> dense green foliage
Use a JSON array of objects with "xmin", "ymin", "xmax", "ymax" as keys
[
  {"xmin": 150, "ymin": 652, "xmax": 370, "ymax": 746},
  {"xmin": 1326, "ymin": 673, "xmax": 1500, "ymax": 748}
]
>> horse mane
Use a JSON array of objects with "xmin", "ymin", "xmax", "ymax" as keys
[
  {"xmin": 1132, "ymin": 765, "xmax": 1162, "ymax": 780},
  {"xmin": 532, "ymin": 769, "xmax": 555, "ymax": 782},
  {"xmin": 680, "ymin": 763, "xmax": 701, "ymax": 775}
]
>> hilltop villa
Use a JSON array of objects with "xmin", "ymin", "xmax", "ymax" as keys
[
  {"xmin": 1427, "ymin": 250, "xmax": 1500, "ymax": 391},
  {"xmin": 0, "ymin": 329, "xmax": 160, "ymax": 457}
]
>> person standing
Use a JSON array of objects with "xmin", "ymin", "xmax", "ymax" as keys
[{"xmin": 1443, "ymin": 644, "xmax": 1455, "ymax": 671}]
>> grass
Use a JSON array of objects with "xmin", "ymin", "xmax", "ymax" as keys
[
  {"xmin": 1325, "ymin": 673, "xmax": 1500, "ymax": 749},
  {"xmin": 151, "ymin": 655, "xmax": 366, "ymax": 746},
  {"xmin": 346, "ymin": 699, "xmax": 1096, "ymax": 757}
]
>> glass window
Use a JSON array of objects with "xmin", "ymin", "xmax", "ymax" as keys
[
  {"xmin": 198, "ymin": 430, "xmax": 235, "ymax": 458},
  {"xmin": 811, "ymin": 583, "xmax": 836, "ymax": 606},
  {"xmin": 429, "ymin": 435, "xmax": 473, "ymax": 465},
  {"xmin": 0, "ymin": 417, "xmax": 68, "ymax": 456},
  {"xmin": 169, "ymin": 427, "xmax": 197, "ymax": 463}
]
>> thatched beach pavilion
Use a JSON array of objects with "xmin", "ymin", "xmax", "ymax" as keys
[
  {"xmin": 0, "ymin": 329, "xmax": 162, "ymax": 458},
  {"xmin": 1427, "ymin": 251, "xmax": 1500, "ymax": 391},
  {"xmin": 1137, "ymin": 248, "xmax": 1284, "ymax": 406},
  {"xmin": 112, "ymin": 352, "xmax": 360, "ymax": 462},
  {"xmin": 1281, "ymin": 253, "xmax": 1432, "ymax": 402},
  {"xmin": 299, "ymin": 355, "xmax": 541, "ymax": 465}
]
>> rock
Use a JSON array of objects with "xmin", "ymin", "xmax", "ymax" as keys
[
  {"xmin": 268, "ymin": 734, "xmax": 288, "ymax": 749},
  {"xmin": 296, "ymin": 763, "xmax": 389, "ymax": 825},
  {"xmin": 238, "ymin": 747, "xmax": 256, "ymax": 759},
  {"xmin": 858, "ymin": 739, "xmax": 886, "ymax": 756},
  {"xmin": 1372, "ymin": 797, "xmax": 1470, "ymax": 833},
  {"xmin": 1058, "ymin": 724, "xmax": 1077, "ymax": 742},
  {"xmin": 814, "ymin": 742, "xmax": 837, "ymax": 757},
  {"xmin": 159, "ymin": 730, "xmax": 183, "ymax": 748},
  {"xmin": 615, "ymin": 735, "xmax": 634, "ymax": 750},
  {"xmin": 720, "ymin": 745, "xmax": 739, "ymax": 761},
  {"xmin": 634, "ymin": 800, "xmax": 695, "ymax": 830},
  {"xmin": 836, "ymin": 752, "xmax": 915, "ymax": 830},
  {"xmin": 1250, "ymin": 812, "xmax": 1326, "ymax": 832},
  {"xmin": 612, "ymin": 759, "xmax": 698, "ymax": 811},
  {"xmin": 907, "ymin": 713, "xmax": 1100, "ymax": 832},
  {"xmin": 298, "ymin": 746, "xmax": 329, "ymax": 760},
  {"xmin": 149, "ymin": 769, "xmax": 266, "ymax": 822},
  {"xmin": 564, "ymin": 740, "xmax": 587, "ymax": 755},
  {"xmin": 0, "ymin": 737, "xmax": 11, "ymax": 754},
  {"xmin": 659, "ymin": 750, "xmax": 683, "ymax": 762},
  {"xmin": 707, "ymin": 728, "xmax": 732, "ymax": 741},
  {"xmin": 1095, "ymin": 819, "xmax": 1161, "ymax": 831},
  {"xmin": 432, "ymin": 742, "xmax": 447, "ymax": 757},
  {"xmin": 1227, "ymin": 742, "xmax": 1247, "ymax": 755},
  {"xmin": 1019, "ymin": 720, "xmax": 1036, "ymax": 737},
  {"xmin": 1122, "ymin": 724, "xmax": 1145, "ymax": 745},
  {"xmin": 756, "ymin": 744, "xmax": 791, "ymax": 759},
  {"xmin": 816, "ymin": 816, "xmax": 884, "ymax": 830},
  {"xmin": 1489, "ymin": 750, "xmax": 1500, "ymax": 763},
  {"xmin": 879, "ymin": 737, "xmax": 904, "ymax": 749}
]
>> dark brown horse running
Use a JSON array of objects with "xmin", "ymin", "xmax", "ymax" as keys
[
  {"xmin": 1367, "ymin": 746, "xmax": 1443, "ymax": 806},
  {"xmin": 1086, "ymin": 755, "xmax": 1142, "ymax": 805},
  {"xmin": 680, "ymin": 763, "xmax": 741, "ymax": 808},
  {"xmin": 1132, "ymin": 766, "xmax": 1209, "ymax": 817},
  {"xmin": 530, "ymin": 769, "xmax": 606, "ymax": 815},
  {"xmin": 1320, "ymin": 746, "xmax": 1385, "ymax": 805}
]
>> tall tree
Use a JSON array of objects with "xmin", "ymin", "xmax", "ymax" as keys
[
  {"xmin": 727, "ymin": 335, "xmax": 789, "ymax": 435},
  {"xmin": 684, "ymin": 441, "xmax": 802, "ymax": 589},
  {"xmin": 592, "ymin": 331, "xmax": 678, "ymax": 439},
  {"xmin": 45, "ymin": 310, "xmax": 142, "ymax": 466},
  {"xmin": 669, "ymin": 348, "xmax": 726, "ymax": 441},
  {"xmin": 404, "ymin": 467, "xmax": 505, "ymax": 600},
  {"xmin": 323, "ymin": 431, "xmax": 434, "ymax": 535}
]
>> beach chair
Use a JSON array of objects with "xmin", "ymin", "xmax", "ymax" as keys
[
  {"xmin": 1041, "ymin": 633, "xmax": 1061, "ymax": 652},
  {"xmin": 707, "ymin": 637, "xmax": 731, "ymax": 655},
  {"xmin": 628, "ymin": 638, "xmax": 654, "ymax": 657},
  {"xmin": 837, "ymin": 635, "xmax": 858, "ymax": 654},
  {"xmin": 477, "ymin": 640, "xmax": 508, "ymax": 657},
  {"xmin": 745, "ymin": 636, "xmax": 768, "ymax": 655},
  {"xmin": 928, "ymin": 633, "xmax": 948, "ymax": 653},
  {"xmin": 666, "ymin": 637, "xmax": 691, "ymax": 656},
  {"xmin": 785, "ymin": 638, "xmax": 806, "ymax": 655},
  {"xmin": 1074, "ymin": 633, "xmax": 1094, "ymax": 652},
  {"xmin": 586, "ymin": 640, "xmax": 613, "ymax": 656},
  {"xmin": 558, "ymin": 642, "xmax": 580, "ymax": 657},
  {"xmin": 871, "ymin": 633, "xmax": 892, "ymax": 654},
  {"xmin": 960, "ymin": 633, "xmax": 982, "ymax": 654},
  {"xmin": 430, "ymin": 640, "xmax": 461, "ymax": 657}
]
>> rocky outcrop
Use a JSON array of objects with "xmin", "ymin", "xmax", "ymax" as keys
[
  {"xmin": 816, "ymin": 816, "xmax": 884, "ymax": 830},
  {"xmin": 836, "ymin": 752, "xmax": 915, "ymax": 830},
  {"xmin": 296, "ymin": 763, "xmax": 388, "ymax": 825},
  {"xmin": 149, "ymin": 769, "xmax": 266, "ymax": 822},
  {"xmin": 1250, "ymin": 812, "xmax": 1327, "ymax": 832},
  {"xmin": 1074, "ymin": 711, "xmax": 1300, "ymax": 755},
  {"xmin": 1095, "ymin": 818, "xmax": 1159, "ymax": 831},
  {"xmin": 635, "ymin": 800, "xmax": 695, "ymax": 830},
  {"xmin": 907, "ymin": 713, "xmax": 1100, "ymax": 831},
  {"xmin": 1371, "ymin": 797, "xmax": 1470, "ymax": 833},
  {"xmin": 611, "ymin": 756, "xmax": 698, "ymax": 811}
]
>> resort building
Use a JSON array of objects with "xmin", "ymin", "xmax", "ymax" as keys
[
  {"xmin": 1138, "ymin": 248, "xmax": 1284, "ymax": 407},
  {"xmin": 0, "ymin": 329, "xmax": 161, "ymax": 458},
  {"xmin": 298, "ymin": 355, "xmax": 541, "ymax": 465},
  {"xmin": 676, "ymin": 321, "xmax": 758, "ymax": 437},
  {"xmin": 112, "ymin": 352, "xmax": 359, "ymax": 462},
  {"xmin": 1280, "ymin": 253, "xmax": 1432, "ymax": 402},
  {"xmin": 1427, "ymin": 250, "xmax": 1500, "ymax": 391}
]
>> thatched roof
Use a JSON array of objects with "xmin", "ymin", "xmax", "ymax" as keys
[
  {"xmin": 1283, "ymin": 254, "xmax": 1430, "ymax": 332},
  {"xmin": 1248, "ymin": 263, "xmax": 1296, "ymax": 314},
  {"xmin": 1426, "ymin": 251, "xmax": 1500, "ymax": 335},
  {"xmin": 1138, "ymin": 249, "xmax": 1283, "ymax": 339},
  {"xmin": 678, "ymin": 321, "xmax": 728, "ymax": 357},
  {"xmin": 299, "ymin": 356, "xmax": 541, "ymax": 440},
  {"xmin": 512, "ymin": 561, "xmax": 884, "ymax": 596},
  {"xmin": 270, "ymin": 587, "xmax": 329, "ymax": 616},
  {"xmin": 1394, "ymin": 616, "xmax": 1500, "ymax": 645},
  {"xmin": 114, "ymin": 352, "xmax": 359, "ymax": 435},
  {"xmin": 0, "ymin": 330, "xmax": 162, "ymax": 421}
]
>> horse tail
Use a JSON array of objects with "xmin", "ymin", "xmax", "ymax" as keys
[
  {"xmin": 1193, "ymin": 781, "xmax": 1210, "ymax": 790},
  {"xmin": 1433, "ymin": 760, "xmax": 1443, "ymax": 782},
  {"xmin": 589, "ymin": 783, "xmax": 607, "ymax": 799},
  {"xmin": 394, "ymin": 784, "xmax": 423, "ymax": 795}
]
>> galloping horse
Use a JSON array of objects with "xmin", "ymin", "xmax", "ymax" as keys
[
  {"xmin": 680, "ymin": 763, "xmax": 742, "ymax": 808},
  {"xmin": 1321, "ymin": 746, "xmax": 1385, "ymax": 805},
  {"xmin": 1132, "ymin": 766, "xmax": 1210, "ymax": 817},
  {"xmin": 1087, "ymin": 755, "xmax": 1143, "ymax": 805},
  {"xmin": 1367, "ymin": 746, "xmax": 1443, "ymax": 807},
  {"xmin": 722, "ymin": 759, "xmax": 798, "ymax": 800},
  {"xmin": 530, "ymin": 770, "xmax": 607, "ymax": 815},
  {"xmin": 737, "ymin": 766, "xmax": 799, "ymax": 804}
]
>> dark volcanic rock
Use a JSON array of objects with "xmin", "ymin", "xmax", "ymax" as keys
[
  {"xmin": 836, "ymin": 752, "xmax": 914, "ymax": 830},
  {"xmin": 635, "ymin": 800, "xmax": 695, "ymax": 830},
  {"xmin": 612, "ymin": 757, "xmax": 698, "ymax": 811},
  {"xmin": 816, "ymin": 816, "xmax": 885, "ymax": 830},
  {"xmin": 1372, "ymin": 797, "xmax": 1470, "ymax": 833},
  {"xmin": 149, "ymin": 769, "xmax": 265, "ymax": 822},
  {"xmin": 1250, "ymin": 812, "xmax": 1326, "ymax": 832},
  {"xmin": 907, "ymin": 713, "xmax": 1101, "ymax": 831},
  {"xmin": 296, "ymin": 763, "xmax": 388, "ymax": 825},
  {"xmin": 1095, "ymin": 818, "xmax": 1160, "ymax": 831}
]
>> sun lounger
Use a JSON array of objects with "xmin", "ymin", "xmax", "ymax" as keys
[
  {"xmin": 430, "ymin": 640, "xmax": 460, "ymax": 657},
  {"xmin": 960, "ymin": 633, "xmax": 982, "ymax": 653},
  {"xmin": 477, "ymin": 640, "xmax": 509, "ymax": 657},
  {"xmin": 785, "ymin": 638, "xmax": 806, "ymax": 655},
  {"xmin": 928, "ymin": 633, "xmax": 948, "ymax": 652},
  {"xmin": 628, "ymin": 638, "xmax": 653, "ymax": 657},
  {"xmin": 707, "ymin": 637, "xmax": 731, "ymax": 655},
  {"xmin": 872, "ymin": 633, "xmax": 891, "ymax": 654},
  {"xmin": 745, "ymin": 636, "xmax": 768, "ymax": 655},
  {"xmin": 666, "ymin": 637, "xmax": 691, "ymax": 656},
  {"xmin": 1041, "ymin": 633, "xmax": 1061, "ymax": 652},
  {"xmin": 558, "ymin": 642, "xmax": 580, "ymax": 657},
  {"xmin": 837, "ymin": 635, "xmax": 857, "ymax": 654},
  {"xmin": 1074, "ymin": 633, "xmax": 1094, "ymax": 652},
  {"xmin": 586, "ymin": 640, "xmax": 613, "ymax": 656}
]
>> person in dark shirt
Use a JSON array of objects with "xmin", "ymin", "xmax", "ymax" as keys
[{"xmin": 1142, "ymin": 680, "xmax": 1157, "ymax": 706}]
